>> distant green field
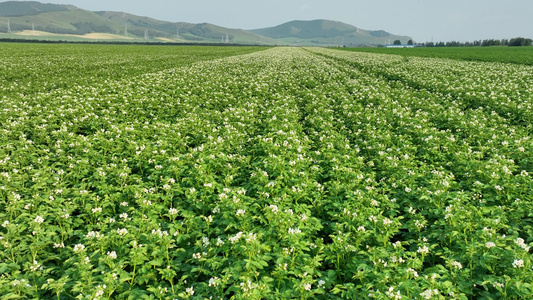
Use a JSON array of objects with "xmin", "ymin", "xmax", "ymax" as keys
[
  {"xmin": 0, "ymin": 43, "xmax": 268, "ymax": 97},
  {"xmin": 337, "ymin": 46, "xmax": 533, "ymax": 65}
]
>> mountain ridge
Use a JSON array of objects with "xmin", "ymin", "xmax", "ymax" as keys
[
  {"xmin": 0, "ymin": 1, "xmax": 412, "ymax": 45},
  {"xmin": 251, "ymin": 19, "xmax": 410, "ymax": 46}
]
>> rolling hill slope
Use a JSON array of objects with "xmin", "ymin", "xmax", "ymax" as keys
[
  {"xmin": 0, "ymin": 1, "xmax": 272, "ymax": 43},
  {"xmin": 0, "ymin": 1, "xmax": 72, "ymax": 16},
  {"xmin": 252, "ymin": 19, "xmax": 412, "ymax": 46},
  {"xmin": 0, "ymin": 1, "xmax": 411, "ymax": 45}
]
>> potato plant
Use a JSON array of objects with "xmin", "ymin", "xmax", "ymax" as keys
[{"xmin": 0, "ymin": 45, "xmax": 532, "ymax": 299}]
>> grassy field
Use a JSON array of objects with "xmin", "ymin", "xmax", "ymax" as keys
[
  {"xmin": 1, "ymin": 44, "xmax": 532, "ymax": 299},
  {"xmin": 337, "ymin": 46, "xmax": 533, "ymax": 65}
]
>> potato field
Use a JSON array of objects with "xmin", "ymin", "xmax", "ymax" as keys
[{"xmin": 0, "ymin": 44, "xmax": 532, "ymax": 299}]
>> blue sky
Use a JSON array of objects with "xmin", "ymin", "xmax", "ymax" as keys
[{"xmin": 31, "ymin": 0, "xmax": 533, "ymax": 42}]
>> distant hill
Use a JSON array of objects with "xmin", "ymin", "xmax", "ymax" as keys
[
  {"xmin": 0, "ymin": 1, "xmax": 72, "ymax": 16},
  {"xmin": 0, "ymin": 1, "xmax": 275, "ymax": 43},
  {"xmin": 253, "ymin": 20, "xmax": 359, "ymax": 39},
  {"xmin": 92, "ymin": 11, "xmax": 276, "ymax": 44},
  {"xmin": 252, "ymin": 19, "xmax": 412, "ymax": 46},
  {"xmin": 0, "ymin": 1, "xmax": 412, "ymax": 45}
]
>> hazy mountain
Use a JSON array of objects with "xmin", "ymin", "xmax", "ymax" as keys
[
  {"xmin": 252, "ymin": 19, "xmax": 412, "ymax": 46},
  {"xmin": 0, "ymin": 1, "xmax": 411, "ymax": 45}
]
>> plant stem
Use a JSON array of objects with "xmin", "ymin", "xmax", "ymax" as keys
[{"xmin": 129, "ymin": 264, "xmax": 137, "ymax": 290}]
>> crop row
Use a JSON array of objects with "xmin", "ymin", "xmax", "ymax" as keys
[{"xmin": 0, "ymin": 46, "xmax": 532, "ymax": 299}]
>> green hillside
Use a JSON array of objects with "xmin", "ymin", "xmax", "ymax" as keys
[
  {"xmin": 252, "ymin": 19, "xmax": 412, "ymax": 46},
  {"xmin": 97, "ymin": 11, "xmax": 276, "ymax": 44},
  {"xmin": 253, "ymin": 20, "xmax": 358, "ymax": 39},
  {"xmin": 0, "ymin": 1, "xmax": 411, "ymax": 45},
  {"xmin": 0, "ymin": 1, "xmax": 71, "ymax": 16},
  {"xmin": 0, "ymin": 1, "xmax": 120, "ymax": 35},
  {"xmin": 0, "ymin": 1, "xmax": 273, "ymax": 43},
  {"xmin": 95, "ymin": 11, "xmax": 179, "ymax": 39}
]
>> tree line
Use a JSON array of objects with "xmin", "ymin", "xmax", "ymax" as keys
[{"xmin": 419, "ymin": 37, "xmax": 532, "ymax": 47}]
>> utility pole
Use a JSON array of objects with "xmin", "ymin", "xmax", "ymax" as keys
[
  {"xmin": 32, "ymin": 22, "xmax": 35, "ymax": 35},
  {"xmin": 144, "ymin": 29, "xmax": 148, "ymax": 39},
  {"xmin": 7, "ymin": 18, "xmax": 11, "ymax": 33}
]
